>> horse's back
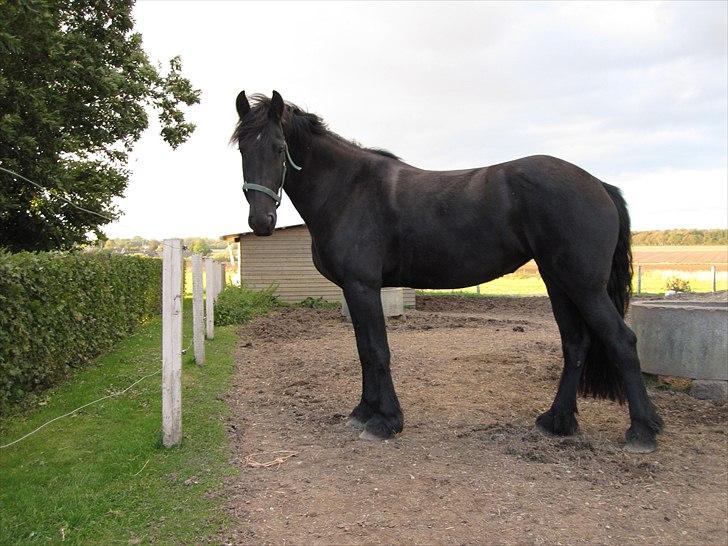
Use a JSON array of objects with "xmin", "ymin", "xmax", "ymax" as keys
[{"xmin": 379, "ymin": 155, "xmax": 619, "ymax": 289}]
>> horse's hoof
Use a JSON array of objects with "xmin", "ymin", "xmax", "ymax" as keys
[
  {"xmin": 358, "ymin": 414, "xmax": 400, "ymax": 441},
  {"xmin": 624, "ymin": 439, "xmax": 657, "ymax": 454},
  {"xmin": 359, "ymin": 429, "xmax": 388, "ymax": 441},
  {"xmin": 535, "ymin": 409, "xmax": 579, "ymax": 436},
  {"xmin": 535, "ymin": 422, "xmax": 554, "ymax": 436},
  {"xmin": 346, "ymin": 416, "xmax": 366, "ymax": 430},
  {"xmin": 625, "ymin": 423, "xmax": 658, "ymax": 453},
  {"xmin": 533, "ymin": 422, "xmax": 556, "ymax": 438}
]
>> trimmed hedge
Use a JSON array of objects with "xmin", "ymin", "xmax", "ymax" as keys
[{"xmin": 0, "ymin": 251, "xmax": 161, "ymax": 410}]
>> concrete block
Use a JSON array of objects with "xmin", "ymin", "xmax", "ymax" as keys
[
  {"xmin": 630, "ymin": 300, "xmax": 728, "ymax": 381},
  {"xmin": 342, "ymin": 287, "xmax": 404, "ymax": 319}
]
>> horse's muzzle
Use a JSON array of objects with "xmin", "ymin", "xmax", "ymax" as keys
[{"xmin": 249, "ymin": 211, "xmax": 276, "ymax": 236}]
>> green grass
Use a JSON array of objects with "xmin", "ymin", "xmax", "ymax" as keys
[
  {"xmin": 419, "ymin": 273, "xmax": 548, "ymax": 297},
  {"xmin": 421, "ymin": 269, "xmax": 727, "ymax": 298},
  {"xmin": 634, "ymin": 269, "xmax": 728, "ymax": 294},
  {"xmin": 0, "ymin": 300, "xmax": 238, "ymax": 544}
]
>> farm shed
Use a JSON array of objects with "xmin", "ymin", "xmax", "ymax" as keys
[{"xmin": 221, "ymin": 224, "xmax": 416, "ymax": 307}]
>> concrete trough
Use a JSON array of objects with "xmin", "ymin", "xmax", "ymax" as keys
[
  {"xmin": 630, "ymin": 299, "xmax": 728, "ymax": 399},
  {"xmin": 342, "ymin": 287, "xmax": 405, "ymax": 319}
]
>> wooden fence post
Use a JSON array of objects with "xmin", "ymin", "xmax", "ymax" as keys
[
  {"xmin": 213, "ymin": 261, "xmax": 220, "ymax": 301},
  {"xmin": 219, "ymin": 262, "xmax": 226, "ymax": 295},
  {"xmin": 192, "ymin": 254, "xmax": 205, "ymax": 365},
  {"xmin": 205, "ymin": 258, "xmax": 215, "ymax": 339},
  {"xmin": 711, "ymin": 265, "xmax": 717, "ymax": 292},
  {"xmin": 162, "ymin": 238, "xmax": 183, "ymax": 448},
  {"xmin": 637, "ymin": 264, "xmax": 642, "ymax": 295},
  {"xmin": 212, "ymin": 261, "xmax": 220, "ymax": 302}
]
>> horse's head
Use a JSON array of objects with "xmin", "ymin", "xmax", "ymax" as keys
[{"xmin": 233, "ymin": 90, "xmax": 294, "ymax": 236}]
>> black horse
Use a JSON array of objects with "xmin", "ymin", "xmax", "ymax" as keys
[{"xmin": 232, "ymin": 90, "xmax": 664, "ymax": 453}]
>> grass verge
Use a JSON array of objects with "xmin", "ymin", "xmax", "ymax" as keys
[
  {"xmin": 418, "ymin": 274, "xmax": 548, "ymax": 297},
  {"xmin": 0, "ymin": 299, "xmax": 237, "ymax": 544}
]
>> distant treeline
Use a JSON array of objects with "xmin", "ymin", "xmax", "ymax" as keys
[
  {"xmin": 88, "ymin": 237, "xmax": 226, "ymax": 257},
  {"xmin": 93, "ymin": 230, "xmax": 726, "ymax": 253},
  {"xmin": 632, "ymin": 229, "xmax": 727, "ymax": 246}
]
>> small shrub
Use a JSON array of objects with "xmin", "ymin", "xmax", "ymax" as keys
[
  {"xmin": 214, "ymin": 285, "xmax": 280, "ymax": 326},
  {"xmin": 665, "ymin": 277, "xmax": 692, "ymax": 293},
  {"xmin": 295, "ymin": 296, "xmax": 339, "ymax": 309}
]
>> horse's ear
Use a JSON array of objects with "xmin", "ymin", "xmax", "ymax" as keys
[
  {"xmin": 236, "ymin": 90, "xmax": 250, "ymax": 119},
  {"xmin": 269, "ymin": 90, "xmax": 284, "ymax": 123}
]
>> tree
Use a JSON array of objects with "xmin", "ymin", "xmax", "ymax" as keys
[
  {"xmin": 146, "ymin": 239, "xmax": 161, "ymax": 255},
  {"xmin": 0, "ymin": 0, "xmax": 200, "ymax": 251},
  {"xmin": 189, "ymin": 238, "xmax": 211, "ymax": 256}
]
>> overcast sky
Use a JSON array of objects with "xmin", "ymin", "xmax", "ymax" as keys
[{"xmin": 106, "ymin": 1, "xmax": 728, "ymax": 239}]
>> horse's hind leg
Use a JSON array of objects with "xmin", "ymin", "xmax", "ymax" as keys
[
  {"xmin": 536, "ymin": 277, "xmax": 590, "ymax": 436},
  {"xmin": 573, "ymin": 290, "xmax": 663, "ymax": 452}
]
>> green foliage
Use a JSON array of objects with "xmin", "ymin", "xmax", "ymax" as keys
[
  {"xmin": 0, "ymin": 251, "xmax": 161, "ymax": 410},
  {"xmin": 665, "ymin": 276, "xmax": 692, "ymax": 293},
  {"xmin": 295, "ymin": 296, "xmax": 339, "ymax": 309},
  {"xmin": 214, "ymin": 285, "xmax": 280, "ymax": 326},
  {"xmin": 0, "ymin": 0, "xmax": 201, "ymax": 251},
  {"xmin": 210, "ymin": 249, "xmax": 229, "ymax": 262},
  {"xmin": 632, "ymin": 229, "xmax": 728, "ymax": 246},
  {"xmin": 189, "ymin": 238, "xmax": 212, "ymax": 257}
]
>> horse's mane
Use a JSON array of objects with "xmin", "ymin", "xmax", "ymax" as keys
[{"xmin": 230, "ymin": 94, "xmax": 399, "ymax": 160}]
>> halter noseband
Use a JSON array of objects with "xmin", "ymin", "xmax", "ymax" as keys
[{"xmin": 242, "ymin": 142, "xmax": 301, "ymax": 208}]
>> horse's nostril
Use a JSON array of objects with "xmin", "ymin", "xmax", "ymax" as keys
[{"xmin": 267, "ymin": 214, "xmax": 275, "ymax": 230}]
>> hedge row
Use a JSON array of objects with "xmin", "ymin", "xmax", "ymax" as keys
[{"xmin": 0, "ymin": 251, "xmax": 162, "ymax": 410}]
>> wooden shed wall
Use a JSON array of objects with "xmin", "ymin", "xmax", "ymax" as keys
[{"xmin": 239, "ymin": 225, "xmax": 415, "ymax": 307}]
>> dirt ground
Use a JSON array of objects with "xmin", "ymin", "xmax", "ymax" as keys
[{"xmin": 220, "ymin": 296, "xmax": 727, "ymax": 545}]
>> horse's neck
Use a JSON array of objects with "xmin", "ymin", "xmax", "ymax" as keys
[{"xmin": 284, "ymin": 134, "xmax": 367, "ymax": 235}]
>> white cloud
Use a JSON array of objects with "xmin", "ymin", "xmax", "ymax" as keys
[{"xmin": 615, "ymin": 167, "xmax": 728, "ymax": 230}]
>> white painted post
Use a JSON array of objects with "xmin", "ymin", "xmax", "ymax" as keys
[
  {"xmin": 476, "ymin": 284, "xmax": 481, "ymax": 295},
  {"xmin": 205, "ymin": 258, "xmax": 215, "ymax": 339},
  {"xmin": 212, "ymin": 261, "xmax": 220, "ymax": 301},
  {"xmin": 637, "ymin": 264, "xmax": 642, "ymax": 295},
  {"xmin": 237, "ymin": 237, "xmax": 243, "ymax": 286},
  {"xmin": 227, "ymin": 243, "xmax": 235, "ymax": 266},
  {"xmin": 711, "ymin": 265, "xmax": 717, "ymax": 292},
  {"xmin": 192, "ymin": 255, "xmax": 205, "ymax": 365},
  {"xmin": 219, "ymin": 262, "xmax": 226, "ymax": 295},
  {"xmin": 162, "ymin": 238, "xmax": 183, "ymax": 448}
]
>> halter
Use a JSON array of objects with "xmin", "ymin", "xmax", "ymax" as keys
[{"xmin": 242, "ymin": 142, "xmax": 301, "ymax": 208}]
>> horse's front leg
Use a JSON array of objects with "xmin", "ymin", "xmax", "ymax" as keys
[{"xmin": 343, "ymin": 282, "xmax": 404, "ymax": 440}]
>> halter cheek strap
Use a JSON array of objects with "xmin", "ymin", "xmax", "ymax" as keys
[{"xmin": 242, "ymin": 143, "xmax": 301, "ymax": 208}]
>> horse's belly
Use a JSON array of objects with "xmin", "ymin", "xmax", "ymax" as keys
[{"xmin": 386, "ymin": 240, "xmax": 530, "ymax": 289}]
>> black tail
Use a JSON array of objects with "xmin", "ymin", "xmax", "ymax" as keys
[{"xmin": 578, "ymin": 183, "xmax": 632, "ymax": 403}]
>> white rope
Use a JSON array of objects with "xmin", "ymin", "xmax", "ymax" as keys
[{"xmin": 0, "ymin": 369, "xmax": 161, "ymax": 449}]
